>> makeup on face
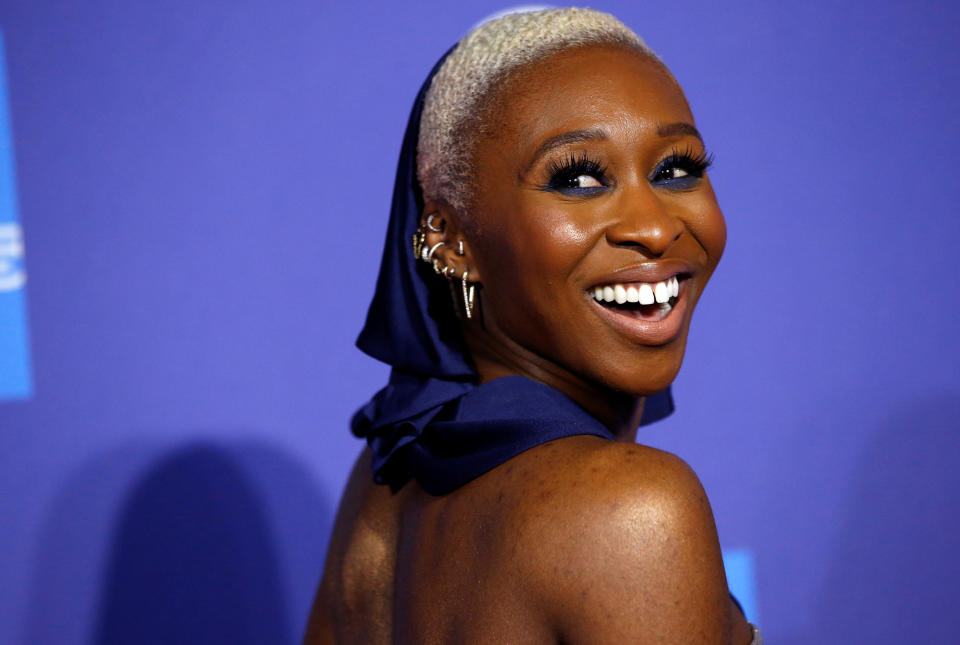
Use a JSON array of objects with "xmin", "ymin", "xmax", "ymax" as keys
[{"xmin": 464, "ymin": 45, "xmax": 726, "ymax": 414}]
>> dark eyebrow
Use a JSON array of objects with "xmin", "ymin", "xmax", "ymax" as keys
[
  {"xmin": 656, "ymin": 122, "xmax": 703, "ymax": 142},
  {"xmin": 524, "ymin": 128, "xmax": 608, "ymax": 174}
]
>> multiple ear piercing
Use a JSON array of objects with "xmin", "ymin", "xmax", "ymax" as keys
[{"xmin": 412, "ymin": 215, "xmax": 476, "ymax": 319}]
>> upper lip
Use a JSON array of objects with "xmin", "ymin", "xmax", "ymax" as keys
[{"xmin": 587, "ymin": 259, "xmax": 695, "ymax": 289}]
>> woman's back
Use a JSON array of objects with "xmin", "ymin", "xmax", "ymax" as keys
[{"xmin": 307, "ymin": 437, "xmax": 752, "ymax": 644}]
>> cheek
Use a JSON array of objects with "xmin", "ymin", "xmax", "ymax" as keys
[
  {"xmin": 477, "ymin": 206, "xmax": 594, "ymax": 287},
  {"xmin": 471, "ymin": 204, "xmax": 597, "ymax": 329},
  {"xmin": 698, "ymin": 206, "xmax": 727, "ymax": 265},
  {"xmin": 684, "ymin": 193, "xmax": 726, "ymax": 273},
  {"xmin": 524, "ymin": 216, "xmax": 594, "ymax": 284}
]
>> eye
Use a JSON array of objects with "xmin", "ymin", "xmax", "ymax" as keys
[
  {"xmin": 560, "ymin": 174, "xmax": 604, "ymax": 189},
  {"xmin": 651, "ymin": 146, "xmax": 714, "ymax": 188},
  {"xmin": 543, "ymin": 152, "xmax": 611, "ymax": 196},
  {"xmin": 654, "ymin": 165, "xmax": 690, "ymax": 181}
]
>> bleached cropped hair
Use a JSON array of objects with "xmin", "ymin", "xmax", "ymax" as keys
[{"xmin": 417, "ymin": 7, "xmax": 660, "ymax": 213}]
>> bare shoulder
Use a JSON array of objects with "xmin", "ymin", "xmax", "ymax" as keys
[
  {"xmin": 499, "ymin": 437, "xmax": 747, "ymax": 645},
  {"xmin": 504, "ymin": 436, "xmax": 714, "ymax": 533}
]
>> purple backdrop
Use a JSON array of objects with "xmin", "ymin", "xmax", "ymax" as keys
[{"xmin": 1, "ymin": 1, "xmax": 958, "ymax": 643}]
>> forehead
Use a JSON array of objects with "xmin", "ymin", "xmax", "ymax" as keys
[{"xmin": 486, "ymin": 45, "xmax": 693, "ymax": 148}]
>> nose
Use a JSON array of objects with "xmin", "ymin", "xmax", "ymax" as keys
[{"xmin": 604, "ymin": 184, "xmax": 683, "ymax": 257}]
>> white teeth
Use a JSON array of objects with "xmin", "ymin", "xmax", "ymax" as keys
[
  {"xmin": 614, "ymin": 284, "xmax": 627, "ymax": 304},
  {"xmin": 638, "ymin": 283, "xmax": 654, "ymax": 305},
  {"xmin": 654, "ymin": 281, "xmax": 669, "ymax": 304},
  {"xmin": 590, "ymin": 277, "xmax": 682, "ymax": 305}
]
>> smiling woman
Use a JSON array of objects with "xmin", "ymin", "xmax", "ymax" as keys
[
  {"xmin": 456, "ymin": 44, "xmax": 726, "ymax": 414},
  {"xmin": 304, "ymin": 8, "xmax": 757, "ymax": 644}
]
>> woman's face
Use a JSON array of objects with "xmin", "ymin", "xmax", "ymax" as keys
[{"xmin": 462, "ymin": 44, "xmax": 725, "ymax": 408}]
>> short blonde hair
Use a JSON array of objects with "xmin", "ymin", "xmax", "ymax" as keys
[{"xmin": 416, "ymin": 8, "xmax": 659, "ymax": 212}]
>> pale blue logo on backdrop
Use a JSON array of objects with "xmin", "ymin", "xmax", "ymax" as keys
[
  {"xmin": 723, "ymin": 548, "xmax": 759, "ymax": 622},
  {"xmin": 0, "ymin": 30, "xmax": 32, "ymax": 401}
]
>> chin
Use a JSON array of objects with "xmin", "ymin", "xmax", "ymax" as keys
[
  {"xmin": 573, "ymin": 340, "xmax": 685, "ymax": 401},
  {"xmin": 614, "ymin": 363, "xmax": 683, "ymax": 398}
]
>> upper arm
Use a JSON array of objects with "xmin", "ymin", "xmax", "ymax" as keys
[
  {"xmin": 523, "ymin": 445, "xmax": 745, "ymax": 645},
  {"xmin": 304, "ymin": 447, "xmax": 395, "ymax": 644}
]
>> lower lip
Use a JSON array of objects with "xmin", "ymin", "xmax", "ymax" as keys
[{"xmin": 587, "ymin": 281, "xmax": 689, "ymax": 346}]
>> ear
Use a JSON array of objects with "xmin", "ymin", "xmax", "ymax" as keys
[{"xmin": 420, "ymin": 199, "xmax": 484, "ymax": 283}]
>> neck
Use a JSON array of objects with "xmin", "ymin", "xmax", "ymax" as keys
[{"xmin": 466, "ymin": 327, "xmax": 646, "ymax": 441}]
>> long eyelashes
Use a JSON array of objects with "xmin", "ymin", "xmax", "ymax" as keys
[
  {"xmin": 543, "ymin": 152, "xmax": 610, "ymax": 194},
  {"xmin": 651, "ymin": 145, "xmax": 714, "ymax": 184},
  {"xmin": 541, "ymin": 146, "xmax": 715, "ymax": 196}
]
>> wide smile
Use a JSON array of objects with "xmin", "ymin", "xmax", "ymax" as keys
[{"xmin": 586, "ymin": 274, "xmax": 689, "ymax": 346}]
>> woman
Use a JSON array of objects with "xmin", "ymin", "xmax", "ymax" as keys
[{"xmin": 305, "ymin": 8, "xmax": 760, "ymax": 644}]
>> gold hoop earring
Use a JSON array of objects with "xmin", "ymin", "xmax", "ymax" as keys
[{"xmin": 412, "ymin": 228, "xmax": 426, "ymax": 260}]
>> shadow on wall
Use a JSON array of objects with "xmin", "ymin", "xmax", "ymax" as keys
[
  {"xmin": 22, "ymin": 439, "xmax": 332, "ymax": 645},
  {"xmin": 808, "ymin": 393, "xmax": 960, "ymax": 644}
]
